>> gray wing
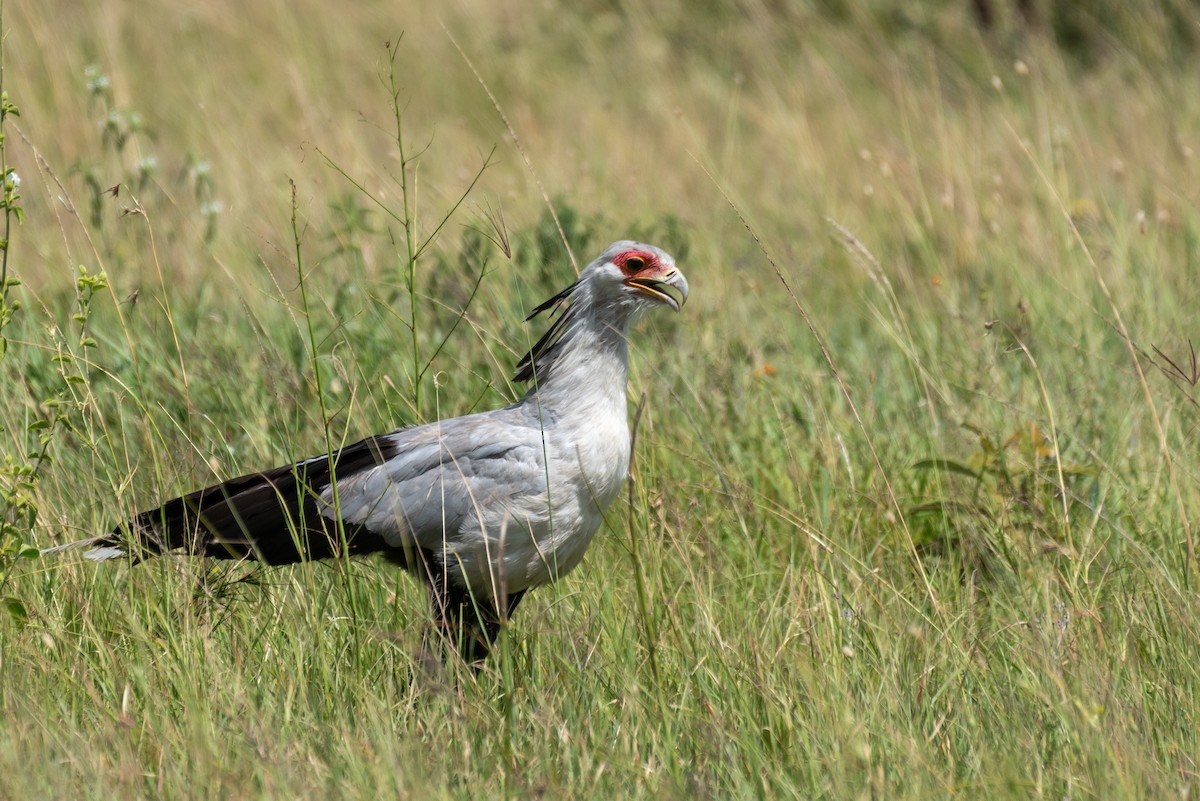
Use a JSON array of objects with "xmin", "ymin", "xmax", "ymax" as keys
[{"xmin": 322, "ymin": 409, "xmax": 548, "ymax": 553}]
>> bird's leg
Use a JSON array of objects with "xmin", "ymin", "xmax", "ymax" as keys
[
  {"xmin": 503, "ymin": 588, "xmax": 527, "ymax": 618},
  {"xmin": 430, "ymin": 585, "xmax": 493, "ymax": 664},
  {"xmin": 427, "ymin": 578, "xmax": 526, "ymax": 664}
]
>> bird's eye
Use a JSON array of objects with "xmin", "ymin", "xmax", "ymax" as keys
[{"xmin": 624, "ymin": 256, "xmax": 645, "ymax": 271}]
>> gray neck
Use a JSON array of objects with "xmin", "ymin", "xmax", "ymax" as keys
[{"xmin": 518, "ymin": 307, "xmax": 631, "ymax": 418}]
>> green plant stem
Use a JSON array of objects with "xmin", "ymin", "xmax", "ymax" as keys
[
  {"xmin": 0, "ymin": 0, "xmax": 11, "ymax": 303},
  {"xmin": 290, "ymin": 180, "xmax": 362, "ymax": 659},
  {"xmin": 627, "ymin": 393, "xmax": 660, "ymax": 686},
  {"xmin": 387, "ymin": 41, "xmax": 422, "ymax": 418}
]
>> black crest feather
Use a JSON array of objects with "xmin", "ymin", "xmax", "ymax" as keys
[{"xmin": 514, "ymin": 281, "xmax": 579, "ymax": 383}]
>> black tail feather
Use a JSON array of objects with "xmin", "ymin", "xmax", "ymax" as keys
[{"xmin": 103, "ymin": 434, "xmax": 401, "ymax": 566}]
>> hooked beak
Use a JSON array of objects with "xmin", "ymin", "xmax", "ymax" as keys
[{"xmin": 625, "ymin": 270, "xmax": 689, "ymax": 312}]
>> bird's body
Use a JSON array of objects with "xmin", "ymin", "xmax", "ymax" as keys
[{"xmin": 54, "ymin": 241, "xmax": 687, "ymax": 661}]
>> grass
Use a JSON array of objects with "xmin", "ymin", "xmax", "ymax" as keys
[{"xmin": 2, "ymin": 0, "xmax": 1200, "ymax": 797}]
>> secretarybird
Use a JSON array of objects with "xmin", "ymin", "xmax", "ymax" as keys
[{"xmin": 51, "ymin": 241, "xmax": 687, "ymax": 662}]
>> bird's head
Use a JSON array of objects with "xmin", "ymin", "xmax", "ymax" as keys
[
  {"xmin": 527, "ymin": 241, "xmax": 688, "ymax": 322},
  {"xmin": 582, "ymin": 240, "xmax": 688, "ymax": 316},
  {"xmin": 514, "ymin": 241, "xmax": 688, "ymax": 383}
]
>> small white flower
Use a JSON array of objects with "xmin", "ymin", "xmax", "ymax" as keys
[
  {"xmin": 85, "ymin": 65, "xmax": 111, "ymax": 94},
  {"xmin": 8, "ymin": 172, "xmax": 18, "ymax": 189},
  {"xmin": 200, "ymin": 200, "xmax": 224, "ymax": 216}
]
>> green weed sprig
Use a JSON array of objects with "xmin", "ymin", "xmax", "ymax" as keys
[
  {"xmin": 75, "ymin": 64, "xmax": 222, "ymax": 244},
  {"xmin": 0, "ymin": 88, "xmax": 20, "ymax": 358},
  {"xmin": 317, "ymin": 37, "xmax": 502, "ymax": 421},
  {"xmin": 0, "ymin": 8, "xmax": 110, "ymax": 614},
  {"xmin": 0, "ymin": 0, "xmax": 38, "ymax": 607}
]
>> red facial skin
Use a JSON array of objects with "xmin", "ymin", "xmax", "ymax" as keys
[{"xmin": 613, "ymin": 250, "xmax": 662, "ymax": 275}]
